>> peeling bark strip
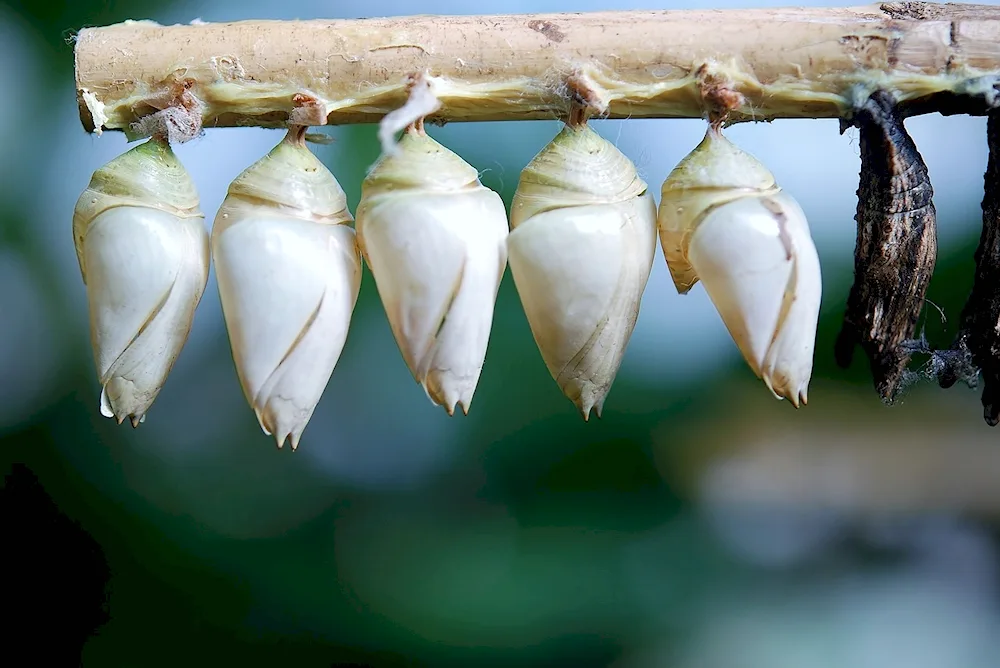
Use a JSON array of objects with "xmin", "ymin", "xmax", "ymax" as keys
[
  {"xmin": 74, "ymin": 3, "xmax": 1000, "ymax": 133},
  {"xmin": 942, "ymin": 113, "xmax": 1000, "ymax": 425},
  {"xmin": 834, "ymin": 90, "xmax": 937, "ymax": 402}
]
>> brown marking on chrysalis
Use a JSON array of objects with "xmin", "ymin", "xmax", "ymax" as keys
[
  {"xmin": 940, "ymin": 112, "xmax": 1000, "ymax": 425},
  {"xmin": 834, "ymin": 89, "xmax": 938, "ymax": 402},
  {"xmin": 761, "ymin": 197, "xmax": 794, "ymax": 260}
]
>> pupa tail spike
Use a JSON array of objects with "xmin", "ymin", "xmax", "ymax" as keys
[
  {"xmin": 835, "ymin": 89, "xmax": 938, "ymax": 403},
  {"xmin": 939, "ymin": 112, "xmax": 1000, "ymax": 425}
]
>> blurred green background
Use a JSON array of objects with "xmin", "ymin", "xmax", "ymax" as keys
[{"xmin": 4, "ymin": 0, "xmax": 1000, "ymax": 665}]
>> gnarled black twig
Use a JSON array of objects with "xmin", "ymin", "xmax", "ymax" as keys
[
  {"xmin": 834, "ymin": 90, "xmax": 938, "ymax": 402},
  {"xmin": 940, "ymin": 113, "xmax": 1000, "ymax": 425}
]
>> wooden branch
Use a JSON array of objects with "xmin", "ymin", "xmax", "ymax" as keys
[{"xmin": 74, "ymin": 2, "xmax": 1000, "ymax": 134}]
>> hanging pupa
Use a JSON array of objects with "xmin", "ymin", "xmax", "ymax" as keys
[
  {"xmin": 833, "ymin": 90, "xmax": 937, "ymax": 402},
  {"xmin": 939, "ymin": 111, "xmax": 1000, "ymax": 424},
  {"xmin": 658, "ymin": 126, "xmax": 823, "ymax": 406},
  {"xmin": 212, "ymin": 127, "xmax": 362, "ymax": 449},
  {"xmin": 355, "ymin": 125, "xmax": 509, "ymax": 415},
  {"xmin": 73, "ymin": 136, "xmax": 210, "ymax": 426},
  {"xmin": 507, "ymin": 122, "xmax": 657, "ymax": 419}
]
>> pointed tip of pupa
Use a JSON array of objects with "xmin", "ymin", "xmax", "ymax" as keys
[
  {"xmin": 270, "ymin": 425, "xmax": 305, "ymax": 450},
  {"xmin": 437, "ymin": 397, "xmax": 472, "ymax": 417},
  {"xmin": 287, "ymin": 423, "xmax": 306, "ymax": 450},
  {"xmin": 129, "ymin": 414, "xmax": 144, "ymax": 428},
  {"xmin": 258, "ymin": 406, "xmax": 311, "ymax": 447},
  {"xmin": 573, "ymin": 385, "xmax": 609, "ymax": 422},
  {"xmin": 763, "ymin": 373, "xmax": 809, "ymax": 409},
  {"xmin": 784, "ymin": 380, "xmax": 809, "ymax": 408},
  {"xmin": 762, "ymin": 374, "xmax": 781, "ymax": 401},
  {"xmin": 425, "ymin": 373, "xmax": 476, "ymax": 418},
  {"xmin": 270, "ymin": 431, "xmax": 301, "ymax": 450},
  {"xmin": 99, "ymin": 386, "xmax": 115, "ymax": 419}
]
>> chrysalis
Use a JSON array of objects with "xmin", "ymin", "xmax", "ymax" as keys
[
  {"xmin": 355, "ymin": 125, "xmax": 508, "ymax": 416},
  {"xmin": 212, "ymin": 127, "xmax": 362, "ymax": 449},
  {"xmin": 834, "ymin": 90, "xmax": 938, "ymax": 402},
  {"xmin": 658, "ymin": 126, "xmax": 823, "ymax": 406},
  {"xmin": 507, "ymin": 122, "xmax": 657, "ymax": 419},
  {"xmin": 73, "ymin": 137, "xmax": 210, "ymax": 426},
  {"xmin": 939, "ymin": 112, "xmax": 1000, "ymax": 425}
]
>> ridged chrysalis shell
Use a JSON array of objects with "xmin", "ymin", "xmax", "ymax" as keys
[
  {"xmin": 508, "ymin": 123, "xmax": 656, "ymax": 419},
  {"xmin": 212, "ymin": 129, "xmax": 361, "ymax": 449}
]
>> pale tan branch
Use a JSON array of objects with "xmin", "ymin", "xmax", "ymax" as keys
[{"xmin": 74, "ymin": 2, "xmax": 1000, "ymax": 134}]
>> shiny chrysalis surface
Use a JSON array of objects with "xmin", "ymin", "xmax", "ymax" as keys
[
  {"xmin": 212, "ymin": 128, "xmax": 361, "ymax": 449},
  {"xmin": 508, "ymin": 123, "xmax": 657, "ymax": 419},
  {"xmin": 658, "ymin": 126, "xmax": 823, "ymax": 406},
  {"xmin": 355, "ymin": 127, "xmax": 509, "ymax": 416},
  {"xmin": 73, "ymin": 137, "xmax": 210, "ymax": 427}
]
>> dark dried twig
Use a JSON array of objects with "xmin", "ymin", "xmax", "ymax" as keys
[
  {"xmin": 835, "ymin": 90, "xmax": 938, "ymax": 402},
  {"xmin": 939, "ymin": 113, "xmax": 1000, "ymax": 425}
]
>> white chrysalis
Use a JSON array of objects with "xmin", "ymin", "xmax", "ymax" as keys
[
  {"xmin": 212, "ymin": 128, "xmax": 361, "ymax": 449},
  {"xmin": 355, "ymin": 126, "xmax": 509, "ymax": 415},
  {"xmin": 658, "ymin": 127, "xmax": 823, "ymax": 406},
  {"xmin": 73, "ymin": 137, "xmax": 210, "ymax": 426},
  {"xmin": 507, "ymin": 123, "xmax": 656, "ymax": 419}
]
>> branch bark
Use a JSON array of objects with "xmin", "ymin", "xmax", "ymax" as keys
[{"xmin": 74, "ymin": 2, "xmax": 1000, "ymax": 134}]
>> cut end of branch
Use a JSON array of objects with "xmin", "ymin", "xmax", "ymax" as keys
[{"xmin": 79, "ymin": 89, "xmax": 107, "ymax": 136}]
